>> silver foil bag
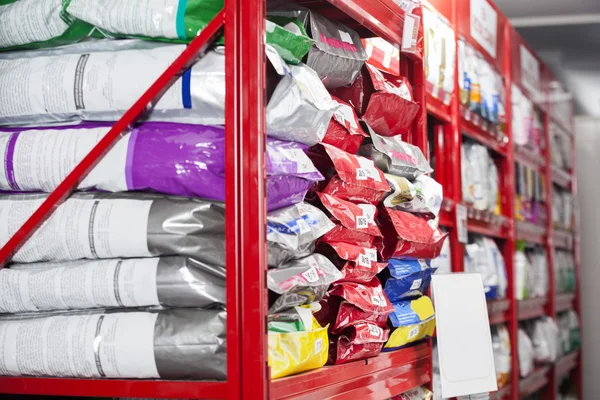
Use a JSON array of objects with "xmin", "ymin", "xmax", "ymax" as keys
[
  {"xmin": 0, "ymin": 309, "xmax": 226, "ymax": 380},
  {"xmin": 267, "ymin": 202, "xmax": 335, "ymax": 267},
  {"xmin": 0, "ymin": 193, "xmax": 225, "ymax": 265},
  {"xmin": 0, "ymin": 257, "xmax": 225, "ymax": 313}
]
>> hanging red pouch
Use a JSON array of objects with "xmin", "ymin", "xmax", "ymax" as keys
[
  {"xmin": 377, "ymin": 207, "xmax": 448, "ymax": 260},
  {"xmin": 317, "ymin": 242, "xmax": 385, "ymax": 283},
  {"xmin": 322, "ymin": 96, "xmax": 368, "ymax": 154},
  {"xmin": 328, "ymin": 322, "xmax": 389, "ymax": 364},
  {"xmin": 331, "ymin": 64, "xmax": 420, "ymax": 136},
  {"xmin": 317, "ymin": 193, "xmax": 382, "ymax": 246}
]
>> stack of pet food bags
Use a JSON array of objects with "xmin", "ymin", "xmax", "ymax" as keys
[
  {"xmin": 0, "ymin": 0, "xmax": 340, "ymax": 381},
  {"xmin": 301, "ymin": 35, "xmax": 445, "ymax": 363}
]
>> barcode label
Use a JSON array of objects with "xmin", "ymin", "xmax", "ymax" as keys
[
  {"xmin": 371, "ymin": 294, "xmax": 383, "ymax": 306},
  {"xmin": 357, "ymin": 157, "xmax": 382, "ymax": 182},
  {"xmin": 410, "ymin": 278, "xmax": 423, "ymax": 290},
  {"xmin": 356, "ymin": 168, "xmax": 368, "ymax": 180},
  {"xmin": 339, "ymin": 30, "xmax": 353, "ymax": 44},
  {"xmin": 365, "ymin": 248, "xmax": 378, "ymax": 262},
  {"xmin": 358, "ymin": 254, "xmax": 371, "ymax": 267},
  {"xmin": 357, "ymin": 204, "xmax": 376, "ymax": 224},
  {"xmin": 368, "ymin": 324, "xmax": 382, "ymax": 337},
  {"xmin": 356, "ymin": 216, "xmax": 369, "ymax": 229},
  {"xmin": 302, "ymin": 266, "xmax": 320, "ymax": 283},
  {"xmin": 407, "ymin": 326, "xmax": 420, "ymax": 340}
]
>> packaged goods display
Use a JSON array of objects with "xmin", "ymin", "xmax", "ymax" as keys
[
  {"xmin": 423, "ymin": 5, "xmax": 455, "ymax": 105},
  {"xmin": 0, "ymin": 0, "xmax": 96, "ymax": 51},
  {"xmin": 381, "ymin": 258, "xmax": 435, "ymax": 302},
  {"xmin": 491, "ymin": 324, "xmax": 511, "ymax": 388},
  {"xmin": 512, "ymin": 84, "xmax": 544, "ymax": 153},
  {"xmin": 557, "ymin": 310, "xmax": 580, "ymax": 356},
  {"xmin": 0, "ymin": 309, "xmax": 227, "ymax": 379},
  {"xmin": 0, "ymin": 124, "xmax": 324, "ymax": 211},
  {"xmin": 268, "ymin": 2, "xmax": 368, "ymax": 89},
  {"xmin": 322, "ymin": 96, "xmax": 368, "ymax": 153},
  {"xmin": 514, "ymin": 243, "xmax": 549, "ymax": 301},
  {"xmin": 515, "ymin": 162, "xmax": 547, "ymax": 223},
  {"xmin": 0, "ymin": 257, "xmax": 225, "ymax": 313},
  {"xmin": 555, "ymin": 250, "xmax": 576, "ymax": 293},
  {"xmin": 431, "ymin": 232, "xmax": 451, "ymax": 274},
  {"xmin": 553, "ymin": 186, "xmax": 574, "ymax": 230},
  {"xmin": 464, "ymin": 236, "xmax": 507, "ymax": 300},
  {"xmin": 328, "ymin": 322, "xmax": 389, "ymax": 364},
  {"xmin": 394, "ymin": 386, "xmax": 434, "ymax": 400},
  {"xmin": 550, "ymin": 123, "xmax": 572, "ymax": 172},
  {"xmin": 384, "ymin": 296, "xmax": 436, "ymax": 350},
  {"xmin": 527, "ymin": 317, "xmax": 560, "ymax": 364},
  {"xmin": 461, "ymin": 141, "xmax": 500, "ymax": 213},
  {"xmin": 518, "ymin": 327, "xmax": 535, "ymax": 378}
]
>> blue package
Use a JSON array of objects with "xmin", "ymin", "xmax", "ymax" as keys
[{"xmin": 382, "ymin": 259, "xmax": 435, "ymax": 302}]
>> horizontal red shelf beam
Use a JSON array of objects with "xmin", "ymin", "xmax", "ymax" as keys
[
  {"xmin": 518, "ymin": 298, "xmax": 548, "ymax": 321},
  {"xmin": 555, "ymin": 351, "xmax": 579, "ymax": 378},
  {"xmin": 426, "ymin": 93, "xmax": 452, "ymax": 123},
  {"xmin": 488, "ymin": 299, "xmax": 511, "ymax": 325},
  {"xmin": 514, "ymin": 146, "xmax": 546, "ymax": 171},
  {"xmin": 516, "ymin": 220, "xmax": 548, "ymax": 245},
  {"xmin": 460, "ymin": 109, "xmax": 508, "ymax": 156},
  {"xmin": 271, "ymin": 343, "xmax": 430, "ymax": 400},
  {"xmin": 551, "ymin": 167, "xmax": 572, "ymax": 191},
  {"xmin": 556, "ymin": 292, "xmax": 576, "ymax": 313},
  {"xmin": 519, "ymin": 367, "xmax": 550, "ymax": 398},
  {"xmin": 553, "ymin": 229, "xmax": 574, "ymax": 250},
  {"xmin": 466, "ymin": 207, "xmax": 509, "ymax": 239},
  {"xmin": 0, "ymin": 378, "xmax": 227, "ymax": 399}
]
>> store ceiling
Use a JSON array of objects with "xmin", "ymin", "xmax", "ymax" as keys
[{"xmin": 496, "ymin": 0, "xmax": 600, "ymax": 117}]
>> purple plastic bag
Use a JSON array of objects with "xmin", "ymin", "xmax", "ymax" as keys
[{"xmin": 0, "ymin": 122, "xmax": 323, "ymax": 210}]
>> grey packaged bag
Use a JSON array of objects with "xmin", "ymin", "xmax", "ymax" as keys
[
  {"xmin": 268, "ymin": 2, "xmax": 368, "ymax": 89},
  {"xmin": 268, "ymin": 253, "xmax": 342, "ymax": 313},
  {"xmin": 0, "ymin": 193, "xmax": 225, "ymax": 265},
  {"xmin": 0, "ymin": 257, "xmax": 225, "ymax": 313},
  {"xmin": 0, "ymin": 308, "xmax": 226, "ymax": 380},
  {"xmin": 267, "ymin": 201, "xmax": 335, "ymax": 267}
]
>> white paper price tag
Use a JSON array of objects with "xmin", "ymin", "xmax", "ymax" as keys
[
  {"xmin": 368, "ymin": 324, "xmax": 382, "ymax": 337},
  {"xmin": 356, "ymin": 215, "xmax": 369, "ymax": 229},
  {"xmin": 358, "ymin": 253, "xmax": 371, "ymax": 267},
  {"xmin": 407, "ymin": 325, "xmax": 420, "ymax": 340},
  {"xmin": 365, "ymin": 248, "xmax": 378, "ymax": 263},
  {"xmin": 356, "ymin": 168, "xmax": 369, "ymax": 180},
  {"xmin": 456, "ymin": 203, "xmax": 468, "ymax": 244},
  {"xmin": 410, "ymin": 278, "xmax": 423, "ymax": 290},
  {"xmin": 302, "ymin": 266, "xmax": 320, "ymax": 283},
  {"xmin": 314, "ymin": 338, "xmax": 323, "ymax": 355}
]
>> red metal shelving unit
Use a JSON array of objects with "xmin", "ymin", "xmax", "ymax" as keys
[{"xmin": 0, "ymin": 0, "xmax": 581, "ymax": 398}]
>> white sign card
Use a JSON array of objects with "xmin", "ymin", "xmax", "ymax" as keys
[
  {"xmin": 520, "ymin": 44, "xmax": 541, "ymax": 100},
  {"xmin": 470, "ymin": 0, "xmax": 498, "ymax": 59},
  {"xmin": 432, "ymin": 273, "xmax": 497, "ymax": 398}
]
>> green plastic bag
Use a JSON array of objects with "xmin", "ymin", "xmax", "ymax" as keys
[
  {"xmin": 0, "ymin": 0, "xmax": 97, "ymax": 52},
  {"xmin": 266, "ymin": 18, "xmax": 312, "ymax": 64}
]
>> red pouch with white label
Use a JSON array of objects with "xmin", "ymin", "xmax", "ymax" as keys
[
  {"xmin": 328, "ymin": 322, "xmax": 389, "ymax": 364},
  {"xmin": 317, "ymin": 193, "xmax": 382, "ymax": 246},
  {"xmin": 376, "ymin": 207, "xmax": 448, "ymax": 260},
  {"xmin": 315, "ymin": 294, "xmax": 390, "ymax": 333},
  {"xmin": 331, "ymin": 64, "xmax": 420, "ymax": 136},
  {"xmin": 317, "ymin": 242, "xmax": 386, "ymax": 283},
  {"xmin": 322, "ymin": 96, "xmax": 368, "ymax": 154}
]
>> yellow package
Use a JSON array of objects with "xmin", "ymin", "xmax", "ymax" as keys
[
  {"xmin": 268, "ymin": 316, "xmax": 329, "ymax": 379},
  {"xmin": 384, "ymin": 296, "xmax": 436, "ymax": 350}
]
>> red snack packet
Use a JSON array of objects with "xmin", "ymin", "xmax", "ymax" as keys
[
  {"xmin": 322, "ymin": 96, "xmax": 368, "ymax": 154},
  {"xmin": 317, "ymin": 193, "xmax": 382, "ymax": 245},
  {"xmin": 322, "ymin": 175, "xmax": 386, "ymax": 205},
  {"xmin": 317, "ymin": 242, "xmax": 386, "ymax": 283},
  {"xmin": 328, "ymin": 322, "xmax": 389, "ymax": 364},
  {"xmin": 331, "ymin": 64, "xmax": 420, "ymax": 136},
  {"xmin": 376, "ymin": 206, "xmax": 448, "ymax": 260}
]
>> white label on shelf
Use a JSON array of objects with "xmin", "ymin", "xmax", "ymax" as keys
[
  {"xmin": 0, "ymin": 127, "xmax": 128, "ymax": 192},
  {"xmin": 68, "ymin": 0, "xmax": 180, "ymax": 39},
  {"xmin": 0, "ymin": 312, "xmax": 159, "ymax": 378},
  {"xmin": 0, "ymin": 258, "xmax": 160, "ymax": 313},
  {"xmin": 0, "ymin": 197, "xmax": 152, "ymax": 263},
  {"xmin": 402, "ymin": 14, "xmax": 420, "ymax": 53},
  {"xmin": 456, "ymin": 203, "xmax": 468, "ymax": 244},
  {"xmin": 0, "ymin": 0, "xmax": 69, "ymax": 48},
  {"xmin": 410, "ymin": 278, "xmax": 423, "ymax": 290},
  {"xmin": 0, "ymin": 45, "xmax": 184, "ymax": 118},
  {"xmin": 470, "ymin": 0, "xmax": 497, "ymax": 59},
  {"xmin": 520, "ymin": 44, "xmax": 541, "ymax": 100},
  {"xmin": 407, "ymin": 325, "xmax": 420, "ymax": 340},
  {"xmin": 432, "ymin": 273, "xmax": 497, "ymax": 397},
  {"xmin": 339, "ymin": 30, "xmax": 353, "ymax": 44}
]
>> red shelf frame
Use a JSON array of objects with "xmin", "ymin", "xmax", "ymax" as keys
[{"xmin": 0, "ymin": 0, "xmax": 580, "ymax": 398}]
